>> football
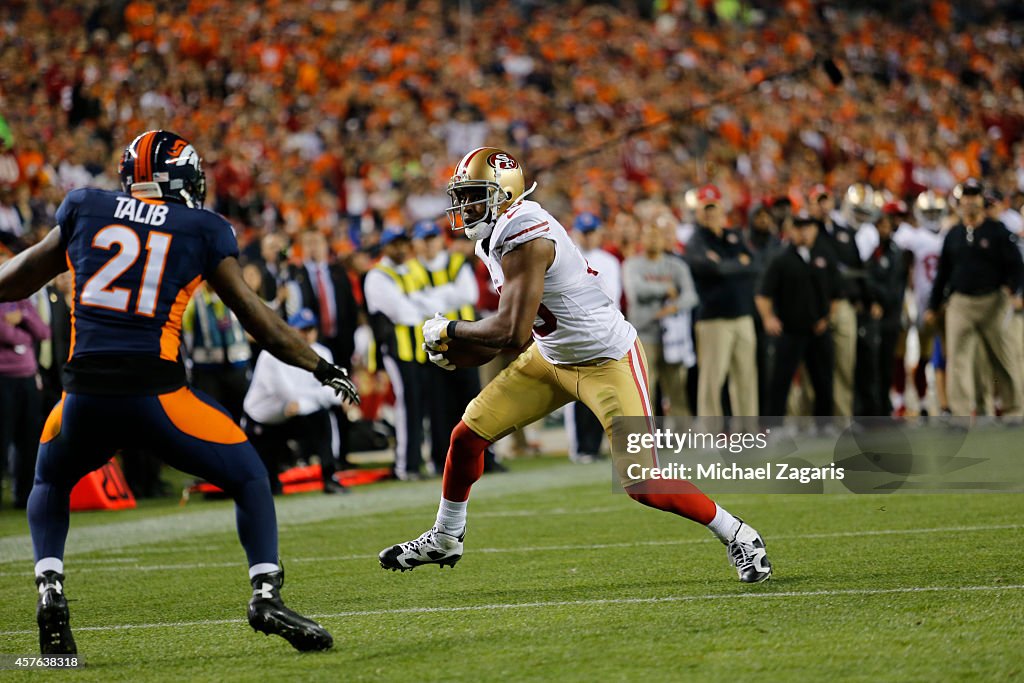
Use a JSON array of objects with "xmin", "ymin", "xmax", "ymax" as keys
[{"xmin": 441, "ymin": 338, "xmax": 501, "ymax": 368}]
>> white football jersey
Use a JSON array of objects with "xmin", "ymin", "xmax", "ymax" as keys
[
  {"xmin": 477, "ymin": 200, "xmax": 636, "ymax": 364},
  {"xmin": 581, "ymin": 247, "xmax": 622, "ymax": 307},
  {"xmin": 894, "ymin": 223, "xmax": 945, "ymax": 319}
]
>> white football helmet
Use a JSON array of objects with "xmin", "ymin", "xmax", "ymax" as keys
[
  {"xmin": 841, "ymin": 183, "xmax": 882, "ymax": 227},
  {"xmin": 913, "ymin": 190, "xmax": 949, "ymax": 232}
]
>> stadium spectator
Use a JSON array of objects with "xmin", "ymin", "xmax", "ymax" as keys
[
  {"xmin": 286, "ymin": 230, "xmax": 358, "ymax": 368},
  {"xmin": 247, "ymin": 231, "xmax": 290, "ymax": 307},
  {"xmin": 286, "ymin": 229, "xmax": 359, "ymax": 471},
  {"xmin": 623, "ymin": 217, "xmax": 698, "ymax": 416},
  {"xmin": 0, "ymin": 274, "xmax": 50, "ymax": 509},
  {"xmin": 37, "ymin": 271, "xmax": 74, "ymax": 413}
]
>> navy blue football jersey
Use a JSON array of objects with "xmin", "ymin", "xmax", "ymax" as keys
[{"xmin": 56, "ymin": 188, "xmax": 238, "ymax": 393}]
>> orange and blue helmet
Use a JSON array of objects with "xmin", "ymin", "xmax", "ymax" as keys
[{"xmin": 118, "ymin": 130, "xmax": 206, "ymax": 208}]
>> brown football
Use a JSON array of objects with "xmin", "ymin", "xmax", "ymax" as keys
[{"xmin": 441, "ymin": 338, "xmax": 501, "ymax": 368}]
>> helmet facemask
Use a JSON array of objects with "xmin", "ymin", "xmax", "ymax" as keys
[
  {"xmin": 446, "ymin": 180, "xmax": 507, "ymax": 241},
  {"xmin": 913, "ymin": 191, "xmax": 948, "ymax": 233}
]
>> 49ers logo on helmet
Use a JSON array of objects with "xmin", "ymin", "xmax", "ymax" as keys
[{"xmin": 487, "ymin": 152, "xmax": 519, "ymax": 170}]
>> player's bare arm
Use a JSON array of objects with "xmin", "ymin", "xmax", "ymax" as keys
[
  {"xmin": 209, "ymin": 256, "xmax": 320, "ymax": 371},
  {"xmin": 446, "ymin": 238, "xmax": 554, "ymax": 349},
  {"xmin": 208, "ymin": 256, "xmax": 358, "ymax": 403},
  {"xmin": 0, "ymin": 227, "xmax": 67, "ymax": 302}
]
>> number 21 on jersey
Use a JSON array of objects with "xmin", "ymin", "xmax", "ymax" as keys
[{"xmin": 80, "ymin": 225, "xmax": 172, "ymax": 317}]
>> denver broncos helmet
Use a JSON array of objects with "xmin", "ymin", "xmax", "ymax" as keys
[
  {"xmin": 119, "ymin": 130, "xmax": 206, "ymax": 209},
  {"xmin": 446, "ymin": 147, "xmax": 533, "ymax": 241}
]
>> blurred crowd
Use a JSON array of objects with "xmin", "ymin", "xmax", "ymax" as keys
[{"xmin": 4, "ymin": 0, "xmax": 1024, "ymax": 503}]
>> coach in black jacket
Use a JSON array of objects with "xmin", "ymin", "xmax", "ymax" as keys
[
  {"xmin": 926, "ymin": 179, "xmax": 1023, "ymax": 417},
  {"xmin": 685, "ymin": 185, "xmax": 759, "ymax": 416},
  {"xmin": 756, "ymin": 213, "xmax": 840, "ymax": 417}
]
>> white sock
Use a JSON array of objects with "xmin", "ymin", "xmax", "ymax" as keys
[
  {"xmin": 248, "ymin": 562, "xmax": 280, "ymax": 579},
  {"xmin": 436, "ymin": 498, "xmax": 467, "ymax": 536},
  {"xmin": 706, "ymin": 504, "xmax": 742, "ymax": 543},
  {"xmin": 35, "ymin": 557, "xmax": 64, "ymax": 578}
]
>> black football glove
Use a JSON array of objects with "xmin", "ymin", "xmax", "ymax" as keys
[{"xmin": 314, "ymin": 359, "xmax": 360, "ymax": 405}]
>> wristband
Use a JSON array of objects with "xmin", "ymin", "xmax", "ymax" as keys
[
  {"xmin": 313, "ymin": 358, "xmax": 331, "ymax": 382},
  {"xmin": 446, "ymin": 320, "xmax": 458, "ymax": 339}
]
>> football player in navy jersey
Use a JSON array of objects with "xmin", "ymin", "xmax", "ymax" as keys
[{"xmin": 0, "ymin": 130, "xmax": 359, "ymax": 654}]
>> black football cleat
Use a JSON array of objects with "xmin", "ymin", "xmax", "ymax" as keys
[
  {"xmin": 379, "ymin": 526, "xmax": 464, "ymax": 571},
  {"xmin": 725, "ymin": 520, "xmax": 772, "ymax": 583},
  {"xmin": 36, "ymin": 571, "xmax": 77, "ymax": 655},
  {"xmin": 247, "ymin": 568, "xmax": 333, "ymax": 652}
]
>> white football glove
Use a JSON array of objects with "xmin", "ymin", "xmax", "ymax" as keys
[
  {"xmin": 424, "ymin": 343, "xmax": 454, "ymax": 371},
  {"xmin": 422, "ymin": 313, "xmax": 450, "ymax": 350}
]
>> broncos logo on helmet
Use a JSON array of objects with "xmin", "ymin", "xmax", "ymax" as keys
[{"xmin": 119, "ymin": 130, "xmax": 206, "ymax": 209}]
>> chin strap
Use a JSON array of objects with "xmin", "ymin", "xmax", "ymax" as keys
[{"xmin": 517, "ymin": 182, "xmax": 538, "ymax": 203}]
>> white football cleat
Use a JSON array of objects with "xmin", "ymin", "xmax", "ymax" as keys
[
  {"xmin": 379, "ymin": 526, "xmax": 464, "ymax": 571},
  {"xmin": 725, "ymin": 520, "xmax": 772, "ymax": 583}
]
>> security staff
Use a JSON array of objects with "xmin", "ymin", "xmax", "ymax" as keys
[
  {"xmin": 182, "ymin": 283, "xmax": 252, "ymax": 421},
  {"xmin": 926, "ymin": 178, "xmax": 1024, "ymax": 417},
  {"xmin": 365, "ymin": 226, "xmax": 443, "ymax": 480},
  {"xmin": 684, "ymin": 185, "xmax": 759, "ymax": 417},
  {"xmin": 412, "ymin": 220, "xmax": 493, "ymax": 475},
  {"xmin": 756, "ymin": 213, "xmax": 840, "ymax": 417}
]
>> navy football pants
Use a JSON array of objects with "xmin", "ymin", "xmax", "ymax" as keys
[{"xmin": 29, "ymin": 387, "xmax": 277, "ymax": 567}]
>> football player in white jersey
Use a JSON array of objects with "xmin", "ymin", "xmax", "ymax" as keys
[
  {"xmin": 378, "ymin": 147, "xmax": 772, "ymax": 583},
  {"xmin": 893, "ymin": 190, "xmax": 949, "ymax": 410}
]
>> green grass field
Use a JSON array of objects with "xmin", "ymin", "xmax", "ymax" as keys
[{"xmin": 0, "ymin": 456, "xmax": 1021, "ymax": 682}]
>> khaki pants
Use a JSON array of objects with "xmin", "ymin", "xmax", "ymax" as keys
[
  {"xmin": 1010, "ymin": 313, "xmax": 1024, "ymax": 411},
  {"xmin": 831, "ymin": 300, "xmax": 856, "ymax": 417},
  {"xmin": 945, "ymin": 291, "xmax": 1022, "ymax": 417},
  {"xmin": 695, "ymin": 316, "xmax": 758, "ymax": 416},
  {"xmin": 463, "ymin": 340, "xmax": 657, "ymax": 482},
  {"xmin": 479, "ymin": 350, "xmax": 532, "ymax": 453},
  {"xmin": 642, "ymin": 341, "xmax": 690, "ymax": 416}
]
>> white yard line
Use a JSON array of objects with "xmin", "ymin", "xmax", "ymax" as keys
[
  {"xmin": 0, "ymin": 523, "xmax": 1019, "ymax": 576},
  {"xmin": 0, "ymin": 584, "xmax": 1021, "ymax": 637},
  {"xmin": 0, "ymin": 463, "xmax": 612, "ymax": 563}
]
